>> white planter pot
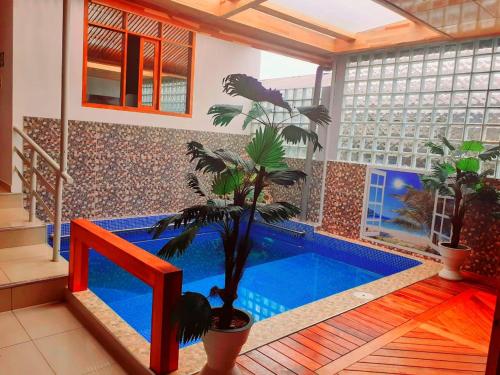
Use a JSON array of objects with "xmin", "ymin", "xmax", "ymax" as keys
[
  {"xmin": 438, "ymin": 242, "xmax": 471, "ymax": 281},
  {"xmin": 199, "ymin": 309, "xmax": 253, "ymax": 375}
]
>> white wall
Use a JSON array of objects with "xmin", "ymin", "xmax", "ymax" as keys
[
  {"xmin": 12, "ymin": 0, "xmax": 260, "ymax": 135},
  {"xmin": 0, "ymin": 0, "xmax": 13, "ymax": 187}
]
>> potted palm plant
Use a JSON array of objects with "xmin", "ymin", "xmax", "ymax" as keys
[
  {"xmin": 151, "ymin": 74, "xmax": 330, "ymax": 374},
  {"xmin": 422, "ymin": 138, "xmax": 499, "ymax": 280}
]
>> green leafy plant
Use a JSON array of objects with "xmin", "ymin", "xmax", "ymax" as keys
[
  {"xmin": 151, "ymin": 74, "xmax": 330, "ymax": 343},
  {"xmin": 422, "ymin": 138, "xmax": 500, "ymax": 248}
]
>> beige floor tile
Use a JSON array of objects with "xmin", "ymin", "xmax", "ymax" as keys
[
  {"xmin": 87, "ymin": 363, "xmax": 128, "ymax": 374},
  {"xmin": 0, "ymin": 287, "xmax": 11, "ymax": 312},
  {"xmin": 14, "ymin": 302, "xmax": 82, "ymax": 339},
  {"xmin": 0, "ymin": 269, "xmax": 10, "ymax": 284},
  {"xmin": 35, "ymin": 328, "xmax": 115, "ymax": 375},
  {"xmin": 0, "ymin": 341, "xmax": 54, "ymax": 374},
  {"xmin": 1, "ymin": 257, "xmax": 68, "ymax": 283},
  {"xmin": 12, "ymin": 277, "xmax": 66, "ymax": 309},
  {"xmin": 0, "ymin": 311, "xmax": 30, "ymax": 348},
  {"xmin": 0, "ymin": 244, "xmax": 52, "ymax": 263}
]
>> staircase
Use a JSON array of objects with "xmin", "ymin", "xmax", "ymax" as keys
[{"xmin": 0, "ymin": 189, "xmax": 68, "ymax": 312}]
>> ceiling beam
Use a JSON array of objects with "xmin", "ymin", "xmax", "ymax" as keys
[
  {"xmin": 219, "ymin": 0, "xmax": 268, "ymax": 18},
  {"xmin": 254, "ymin": 3, "xmax": 356, "ymax": 41},
  {"xmin": 371, "ymin": 0, "xmax": 452, "ymax": 39},
  {"xmin": 332, "ymin": 20, "xmax": 445, "ymax": 53},
  {"xmin": 229, "ymin": 8, "xmax": 337, "ymax": 53}
]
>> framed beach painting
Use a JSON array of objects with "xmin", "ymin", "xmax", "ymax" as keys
[{"xmin": 361, "ymin": 166, "xmax": 452, "ymax": 259}]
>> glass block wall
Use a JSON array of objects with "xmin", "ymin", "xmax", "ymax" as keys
[
  {"xmin": 141, "ymin": 81, "xmax": 188, "ymax": 113},
  {"xmin": 338, "ymin": 38, "xmax": 500, "ymax": 177},
  {"xmin": 253, "ymin": 87, "xmax": 315, "ymax": 158}
]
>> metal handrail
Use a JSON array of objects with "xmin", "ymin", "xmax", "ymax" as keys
[
  {"xmin": 13, "ymin": 126, "xmax": 73, "ymax": 183},
  {"xmin": 13, "ymin": 126, "xmax": 73, "ymax": 261}
]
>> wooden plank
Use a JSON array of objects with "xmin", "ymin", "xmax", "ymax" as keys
[
  {"xmin": 219, "ymin": 0, "xmax": 267, "ymax": 18},
  {"xmin": 258, "ymin": 346, "xmax": 316, "ymax": 374},
  {"xmin": 360, "ymin": 354, "xmax": 486, "ymax": 372},
  {"xmin": 325, "ymin": 317, "xmax": 376, "ymax": 342},
  {"xmin": 312, "ymin": 323, "xmax": 364, "ymax": 348},
  {"xmin": 373, "ymin": 348, "xmax": 487, "ymax": 364},
  {"xmin": 289, "ymin": 332, "xmax": 341, "ymax": 361},
  {"xmin": 355, "ymin": 303, "xmax": 408, "ymax": 326},
  {"xmin": 346, "ymin": 362, "xmax": 484, "ymax": 375},
  {"xmin": 300, "ymin": 328, "xmax": 352, "ymax": 355},
  {"xmin": 246, "ymin": 349, "xmax": 294, "ymax": 374},
  {"xmin": 328, "ymin": 315, "xmax": 381, "ymax": 339},
  {"xmin": 394, "ymin": 336, "xmax": 471, "ymax": 348},
  {"xmin": 345, "ymin": 310, "xmax": 395, "ymax": 331},
  {"xmin": 254, "ymin": 2, "xmax": 356, "ymax": 41},
  {"xmin": 384, "ymin": 341, "xmax": 486, "ymax": 355},
  {"xmin": 236, "ymin": 355, "xmax": 275, "ymax": 375},
  {"xmin": 268, "ymin": 341, "xmax": 322, "ymax": 370},
  {"xmin": 279, "ymin": 337, "xmax": 331, "ymax": 366}
]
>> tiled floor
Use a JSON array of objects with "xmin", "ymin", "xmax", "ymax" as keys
[
  {"xmin": 0, "ymin": 302, "xmax": 127, "ymax": 374},
  {"xmin": 237, "ymin": 276, "xmax": 496, "ymax": 374}
]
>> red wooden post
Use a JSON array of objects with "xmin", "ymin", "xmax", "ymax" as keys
[
  {"xmin": 150, "ymin": 270, "xmax": 182, "ymax": 374},
  {"xmin": 68, "ymin": 223, "xmax": 89, "ymax": 292}
]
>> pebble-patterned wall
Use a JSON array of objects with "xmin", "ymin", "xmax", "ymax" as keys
[
  {"xmin": 24, "ymin": 117, "xmax": 249, "ymax": 221},
  {"xmin": 320, "ymin": 161, "xmax": 367, "ymax": 238},
  {"xmin": 269, "ymin": 158, "xmax": 324, "ymax": 223}
]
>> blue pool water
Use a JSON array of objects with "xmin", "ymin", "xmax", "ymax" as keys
[{"xmin": 56, "ymin": 218, "xmax": 420, "ymax": 343}]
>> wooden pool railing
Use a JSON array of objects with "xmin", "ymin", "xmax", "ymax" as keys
[{"xmin": 68, "ymin": 219, "xmax": 182, "ymax": 374}]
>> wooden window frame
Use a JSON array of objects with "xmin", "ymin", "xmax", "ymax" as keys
[{"xmin": 82, "ymin": 0, "xmax": 196, "ymax": 118}]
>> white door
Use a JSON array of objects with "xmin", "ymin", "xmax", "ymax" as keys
[{"xmin": 365, "ymin": 169, "xmax": 387, "ymax": 236}]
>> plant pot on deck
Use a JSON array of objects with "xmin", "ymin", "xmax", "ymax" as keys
[
  {"xmin": 438, "ymin": 242, "xmax": 471, "ymax": 281},
  {"xmin": 200, "ymin": 308, "xmax": 253, "ymax": 375}
]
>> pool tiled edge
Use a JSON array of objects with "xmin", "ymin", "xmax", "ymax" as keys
[{"xmin": 63, "ymin": 229, "xmax": 442, "ymax": 375}]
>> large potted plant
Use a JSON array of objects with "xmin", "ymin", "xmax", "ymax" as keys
[
  {"xmin": 151, "ymin": 74, "xmax": 330, "ymax": 374},
  {"xmin": 423, "ymin": 138, "xmax": 499, "ymax": 280}
]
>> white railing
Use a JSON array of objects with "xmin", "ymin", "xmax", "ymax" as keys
[{"xmin": 13, "ymin": 126, "xmax": 72, "ymax": 261}]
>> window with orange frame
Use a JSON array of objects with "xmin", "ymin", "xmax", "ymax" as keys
[{"xmin": 83, "ymin": 0, "xmax": 195, "ymax": 116}]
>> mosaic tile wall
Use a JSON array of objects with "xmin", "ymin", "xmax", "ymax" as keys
[
  {"xmin": 320, "ymin": 161, "xmax": 367, "ymax": 238},
  {"xmin": 23, "ymin": 117, "xmax": 249, "ymax": 221},
  {"xmin": 269, "ymin": 158, "xmax": 324, "ymax": 223}
]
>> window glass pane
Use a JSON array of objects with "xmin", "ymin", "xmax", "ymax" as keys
[
  {"xmin": 141, "ymin": 41, "xmax": 157, "ymax": 107},
  {"xmin": 86, "ymin": 26, "xmax": 123, "ymax": 106},
  {"xmin": 160, "ymin": 42, "xmax": 191, "ymax": 113}
]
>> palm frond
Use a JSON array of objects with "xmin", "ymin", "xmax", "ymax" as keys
[
  {"xmin": 211, "ymin": 169, "xmax": 244, "ymax": 196},
  {"xmin": 425, "ymin": 141, "xmax": 444, "ymax": 156},
  {"xmin": 186, "ymin": 173, "xmax": 206, "ymax": 197},
  {"xmin": 281, "ymin": 125, "xmax": 322, "ymax": 151},
  {"xmin": 157, "ymin": 224, "xmax": 200, "ymax": 259},
  {"xmin": 297, "ymin": 105, "xmax": 331, "ymax": 127},
  {"xmin": 479, "ymin": 145, "xmax": 500, "ymax": 161},
  {"xmin": 207, "ymin": 105, "xmax": 242, "ymax": 127},
  {"xmin": 265, "ymin": 169, "xmax": 306, "ymax": 186},
  {"xmin": 149, "ymin": 215, "xmax": 180, "ymax": 239},
  {"xmin": 222, "ymin": 74, "xmax": 292, "ymax": 114},
  {"xmin": 186, "ymin": 142, "xmax": 227, "ymax": 174},
  {"xmin": 172, "ymin": 292, "xmax": 212, "ymax": 344},
  {"xmin": 243, "ymin": 102, "xmax": 267, "ymax": 129},
  {"xmin": 441, "ymin": 137, "xmax": 456, "ymax": 151},
  {"xmin": 256, "ymin": 202, "xmax": 301, "ymax": 223},
  {"xmin": 246, "ymin": 127, "xmax": 286, "ymax": 169}
]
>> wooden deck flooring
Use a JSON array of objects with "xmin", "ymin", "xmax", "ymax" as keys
[{"xmin": 237, "ymin": 276, "xmax": 497, "ymax": 375}]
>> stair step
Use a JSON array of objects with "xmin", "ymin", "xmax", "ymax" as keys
[
  {"xmin": 0, "ymin": 193, "xmax": 23, "ymax": 209},
  {"xmin": 0, "ymin": 244, "xmax": 67, "ymax": 286},
  {"xmin": 0, "ymin": 224, "xmax": 47, "ymax": 249},
  {"xmin": 0, "ymin": 208, "xmax": 44, "ymax": 229}
]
